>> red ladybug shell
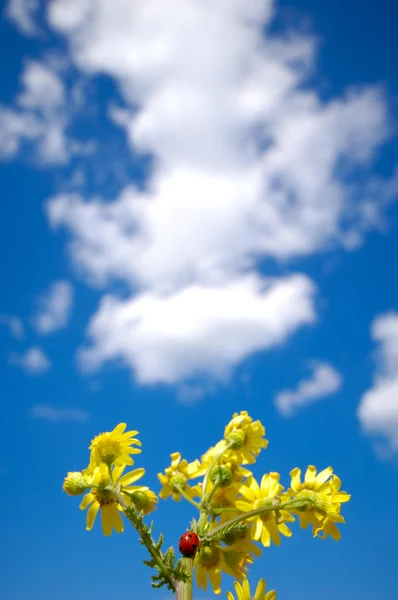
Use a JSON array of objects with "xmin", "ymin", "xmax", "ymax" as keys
[{"xmin": 178, "ymin": 531, "xmax": 200, "ymax": 557}]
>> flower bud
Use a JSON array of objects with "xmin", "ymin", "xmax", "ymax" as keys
[
  {"xmin": 63, "ymin": 472, "xmax": 90, "ymax": 496},
  {"xmin": 211, "ymin": 465, "xmax": 233, "ymax": 487},
  {"xmin": 225, "ymin": 430, "xmax": 245, "ymax": 450},
  {"xmin": 130, "ymin": 490, "xmax": 158, "ymax": 514}
]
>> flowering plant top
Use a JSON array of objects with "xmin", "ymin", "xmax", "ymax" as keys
[{"xmin": 63, "ymin": 411, "xmax": 350, "ymax": 599}]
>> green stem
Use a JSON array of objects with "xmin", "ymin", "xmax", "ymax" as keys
[
  {"xmin": 200, "ymin": 440, "xmax": 234, "ymax": 503},
  {"xmin": 110, "ymin": 486, "xmax": 177, "ymax": 592},
  {"xmin": 175, "ymin": 558, "xmax": 193, "ymax": 600},
  {"xmin": 173, "ymin": 484, "xmax": 201, "ymax": 509},
  {"xmin": 205, "ymin": 498, "xmax": 313, "ymax": 540},
  {"xmin": 204, "ymin": 474, "xmax": 220, "ymax": 507}
]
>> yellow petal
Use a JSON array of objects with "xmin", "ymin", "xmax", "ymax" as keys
[
  {"xmin": 109, "ymin": 503, "xmax": 124, "ymax": 533},
  {"xmin": 209, "ymin": 567, "xmax": 221, "ymax": 595},
  {"xmin": 278, "ymin": 522, "xmax": 293, "ymax": 537},
  {"xmin": 315, "ymin": 467, "xmax": 333, "ymax": 487},
  {"xmin": 252, "ymin": 517, "xmax": 263, "ymax": 540},
  {"xmin": 305, "ymin": 465, "xmax": 317, "ymax": 486},
  {"xmin": 289, "ymin": 468, "xmax": 301, "ymax": 491},
  {"xmin": 79, "ymin": 493, "xmax": 94, "ymax": 510},
  {"xmin": 254, "ymin": 579, "xmax": 266, "ymax": 599},
  {"xmin": 261, "ymin": 525, "xmax": 271, "ymax": 547},
  {"xmin": 234, "ymin": 580, "xmax": 244, "ymax": 600},
  {"xmin": 101, "ymin": 504, "xmax": 113, "ymax": 536},
  {"xmin": 235, "ymin": 501, "xmax": 253, "ymax": 513},
  {"xmin": 86, "ymin": 501, "xmax": 99, "ymax": 530},
  {"xmin": 118, "ymin": 467, "xmax": 145, "ymax": 486},
  {"xmin": 112, "ymin": 422, "xmax": 127, "ymax": 436}
]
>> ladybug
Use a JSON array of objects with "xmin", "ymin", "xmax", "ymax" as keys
[{"xmin": 178, "ymin": 531, "xmax": 200, "ymax": 557}]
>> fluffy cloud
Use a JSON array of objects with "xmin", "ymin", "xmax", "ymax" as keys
[
  {"xmin": 45, "ymin": 0, "xmax": 393, "ymax": 291},
  {"xmin": 275, "ymin": 362, "xmax": 342, "ymax": 417},
  {"xmin": 41, "ymin": 0, "xmax": 396, "ymax": 385},
  {"xmin": 5, "ymin": 0, "xmax": 40, "ymax": 36},
  {"xmin": 9, "ymin": 346, "xmax": 52, "ymax": 374},
  {"xmin": 31, "ymin": 403, "xmax": 90, "ymax": 422},
  {"xmin": 78, "ymin": 274, "xmax": 315, "ymax": 384},
  {"xmin": 357, "ymin": 312, "xmax": 398, "ymax": 452},
  {"xmin": 34, "ymin": 280, "xmax": 74, "ymax": 334}
]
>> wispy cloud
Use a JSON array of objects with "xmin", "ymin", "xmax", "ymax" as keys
[
  {"xmin": 0, "ymin": 314, "xmax": 24, "ymax": 340},
  {"xmin": 9, "ymin": 346, "xmax": 52, "ymax": 374},
  {"xmin": 275, "ymin": 362, "xmax": 342, "ymax": 417},
  {"xmin": 31, "ymin": 403, "xmax": 90, "ymax": 422},
  {"xmin": 4, "ymin": 0, "xmax": 40, "ymax": 37},
  {"xmin": 357, "ymin": 312, "xmax": 398, "ymax": 453},
  {"xmin": 34, "ymin": 280, "xmax": 74, "ymax": 334}
]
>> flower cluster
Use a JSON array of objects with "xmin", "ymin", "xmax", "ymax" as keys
[
  {"xmin": 157, "ymin": 410, "xmax": 351, "ymax": 597},
  {"xmin": 64, "ymin": 412, "xmax": 350, "ymax": 599},
  {"xmin": 63, "ymin": 423, "xmax": 157, "ymax": 536}
]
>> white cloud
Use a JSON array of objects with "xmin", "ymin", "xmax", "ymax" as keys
[
  {"xmin": 34, "ymin": 280, "xmax": 74, "ymax": 334},
  {"xmin": 41, "ymin": 0, "xmax": 397, "ymax": 385},
  {"xmin": 0, "ymin": 314, "xmax": 24, "ymax": 340},
  {"xmin": 0, "ymin": 61, "xmax": 72, "ymax": 165},
  {"xmin": 31, "ymin": 403, "xmax": 90, "ymax": 422},
  {"xmin": 45, "ymin": 0, "xmax": 393, "ymax": 292},
  {"xmin": 5, "ymin": 0, "xmax": 40, "ymax": 36},
  {"xmin": 9, "ymin": 346, "xmax": 52, "ymax": 374},
  {"xmin": 78, "ymin": 274, "xmax": 316, "ymax": 384},
  {"xmin": 275, "ymin": 362, "xmax": 342, "ymax": 417},
  {"xmin": 357, "ymin": 312, "xmax": 398, "ymax": 452}
]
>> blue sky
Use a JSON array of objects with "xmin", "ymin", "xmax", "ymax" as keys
[{"xmin": 1, "ymin": 1, "xmax": 398, "ymax": 599}]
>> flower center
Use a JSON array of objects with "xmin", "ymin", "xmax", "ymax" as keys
[{"xmin": 94, "ymin": 487, "xmax": 115, "ymax": 507}]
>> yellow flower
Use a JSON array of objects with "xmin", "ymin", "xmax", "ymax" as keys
[
  {"xmin": 203, "ymin": 445, "xmax": 252, "ymax": 489},
  {"xmin": 158, "ymin": 452, "xmax": 203, "ymax": 501},
  {"xmin": 227, "ymin": 578, "xmax": 276, "ymax": 600},
  {"xmin": 224, "ymin": 412, "xmax": 268, "ymax": 464},
  {"xmin": 195, "ymin": 546, "xmax": 252, "ymax": 595},
  {"xmin": 236, "ymin": 474, "xmax": 294, "ymax": 547},
  {"xmin": 63, "ymin": 471, "xmax": 90, "ymax": 496},
  {"xmin": 79, "ymin": 463, "xmax": 145, "ymax": 535},
  {"xmin": 89, "ymin": 422, "xmax": 141, "ymax": 468},
  {"xmin": 289, "ymin": 466, "xmax": 350, "ymax": 540}
]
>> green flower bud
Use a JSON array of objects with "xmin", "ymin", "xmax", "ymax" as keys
[
  {"xmin": 210, "ymin": 465, "xmax": 233, "ymax": 487},
  {"xmin": 63, "ymin": 472, "xmax": 90, "ymax": 496}
]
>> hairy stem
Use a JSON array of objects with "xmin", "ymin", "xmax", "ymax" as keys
[
  {"xmin": 206, "ymin": 498, "xmax": 314, "ymax": 540},
  {"xmin": 110, "ymin": 485, "xmax": 177, "ymax": 592},
  {"xmin": 175, "ymin": 558, "xmax": 193, "ymax": 600}
]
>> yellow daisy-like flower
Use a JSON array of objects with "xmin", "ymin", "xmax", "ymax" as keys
[
  {"xmin": 236, "ymin": 473, "xmax": 294, "ymax": 547},
  {"xmin": 158, "ymin": 452, "xmax": 203, "ymax": 501},
  {"xmin": 89, "ymin": 422, "xmax": 141, "ymax": 468},
  {"xmin": 227, "ymin": 578, "xmax": 276, "ymax": 600},
  {"xmin": 224, "ymin": 411, "xmax": 268, "ymax": 464},
  {"xmin": 203, "ymin": 445, "xmax": 253, "ymax": 489},
  {"xmin": 79, "ymin": 463, "xmax": 145, "ymax": 535},
  {"xmin": 289, "ymin": 466, "xmax": 350, "ymax": 540},
  {"xmin": 195, "ymin": 546, "xmax": 252, "ymax": 595}
]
